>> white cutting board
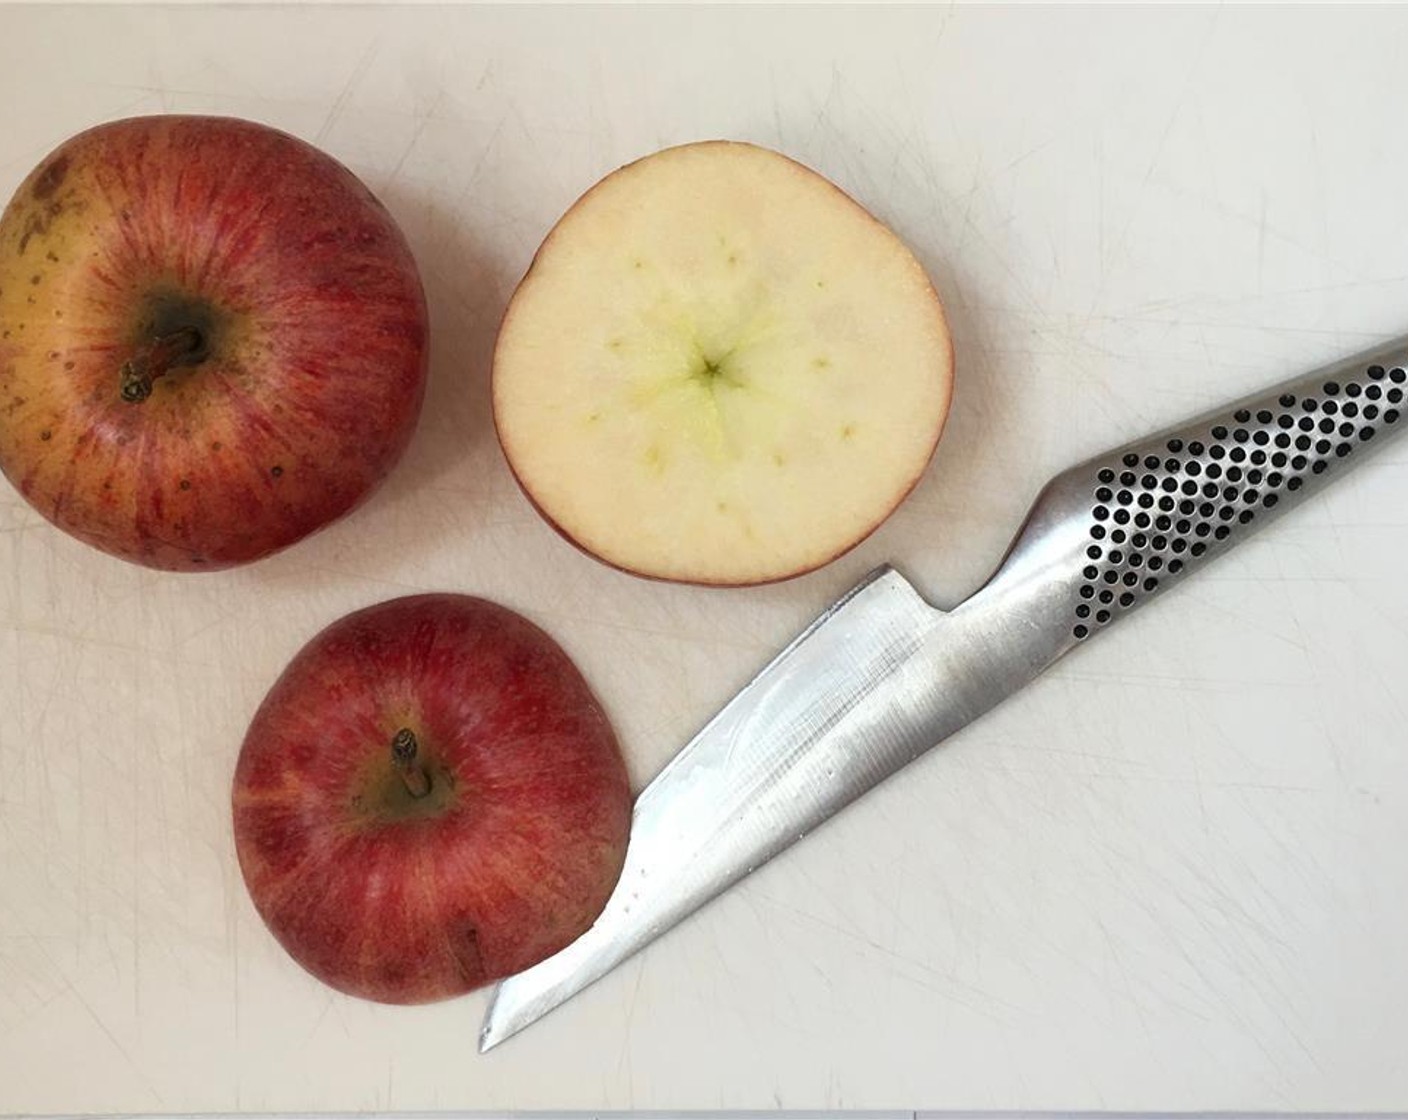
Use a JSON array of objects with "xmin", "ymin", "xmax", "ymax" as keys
[{"xmin": 2, "ymin": 5, "xmax": 1406, "ymax": 1113}]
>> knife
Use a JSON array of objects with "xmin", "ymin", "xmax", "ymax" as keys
[{"xmin": 480, "ymin": 338, "xmax": 1408, "ymax": 1051}]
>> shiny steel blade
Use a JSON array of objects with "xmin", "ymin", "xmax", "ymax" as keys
[
  {"xmin": 480, "ymin": 564, "xmax": 1014, "ymax": 1051},
  {"xmin": 482, "ymin": 338, "xmax": 1408, "ymax": 1051}
]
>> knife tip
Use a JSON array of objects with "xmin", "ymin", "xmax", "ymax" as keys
[
  {"xmin": 478, "ymin": 1008, "xmax": 500, "ymax": 1054},
  {"xmin": 478, "ymin": 987, "xmax": 517, "ymax": 1053}
]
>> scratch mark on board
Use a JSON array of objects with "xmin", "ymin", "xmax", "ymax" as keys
[{"xmin": 316, "ymin": 42, "xmax": 381, "ymax": 144}]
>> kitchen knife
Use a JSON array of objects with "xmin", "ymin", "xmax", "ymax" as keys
[{"xmin": 480, "ymin": 339, "xmax": 1408, "ymax": 1051}]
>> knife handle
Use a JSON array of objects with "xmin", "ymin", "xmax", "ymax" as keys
[{"xmin": 971, "ymin": 338, "xmax": 1408, "ymax": 670}]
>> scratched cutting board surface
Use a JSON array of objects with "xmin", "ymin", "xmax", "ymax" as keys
[{"xmin": 2, "ymin": 4, "xmax": 1407, "ymax": 1113}]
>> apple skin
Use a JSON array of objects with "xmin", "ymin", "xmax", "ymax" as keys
[
  {"xmin": 0, "ymin": 115, "xmax": 429, "ymax": 571},
  {"xmin": 232, "ymin": 593, "xmax": 631, "ymax": 1005}
]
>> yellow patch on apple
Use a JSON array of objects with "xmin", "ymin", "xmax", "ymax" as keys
[{"xmin": 493, "ymin": 140, "xmax": 955, "ymax": 585}]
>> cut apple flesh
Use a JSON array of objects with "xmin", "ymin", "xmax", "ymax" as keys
[{"xmin": 493, "ymin": 141, "xmax": 954, "ymax": 585}]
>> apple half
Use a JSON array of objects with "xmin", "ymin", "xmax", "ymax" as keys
[
  {"xmin": 232, "ymin": 594, "xmax": 631, "ymax": 1005},
  {"xmin": 493, "ymin": 141, "xmax": 954, "ymax": 586}
]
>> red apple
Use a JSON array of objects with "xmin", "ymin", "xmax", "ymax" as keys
[
  {"xmin": 232, "ymin": 594, "xmax": 631, "ymax": 1004},
  {"xmin": 0, "ymin": 115, "xmax": 428, "ymax": 570}
]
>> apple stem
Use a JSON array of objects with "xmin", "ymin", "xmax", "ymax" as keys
[
  {"xmin": 119, "ymin": 326, "xmax": 204, "ymax": 404},
  {"xmin": 391, "ymin": 728, "xmax": 432, "ymax": 799}
]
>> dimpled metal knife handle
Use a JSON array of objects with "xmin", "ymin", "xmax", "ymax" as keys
[{"xmin": 970, "ymin": 340, "xmax": 1408, "ymax": 674}]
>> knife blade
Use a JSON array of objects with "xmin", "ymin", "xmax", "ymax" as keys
[{"xmin": 480, "ymin": 337, "xmax": 1408, "ymax": 1051}]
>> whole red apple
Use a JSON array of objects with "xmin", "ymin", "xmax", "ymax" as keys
[
  {"xmin": 232, "ymin": 594, "xmax": 631, "ymax": 1004},
  {"xmin": 0, "ymin": 115, "xmax": 428, "ymax": 570}
]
